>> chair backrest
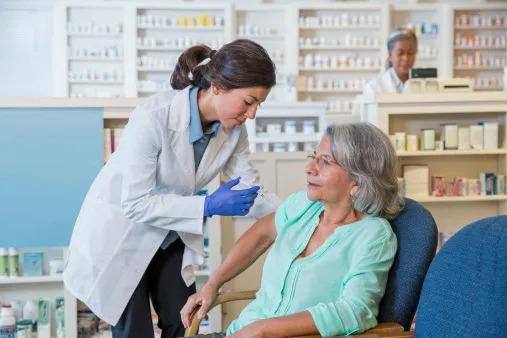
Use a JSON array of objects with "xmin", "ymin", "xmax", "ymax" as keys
[
  {"xmin": 415, "ymin": 215, "xmax": 507, "ymax": 338},
  {"xmin": 377, "ymin": 198, "xmax": 438, "ymax": 330}
]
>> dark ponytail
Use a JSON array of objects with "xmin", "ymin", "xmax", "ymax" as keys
[{"xmin": 171, "ymin": 39, "xmax": 276, "ymax": 90}]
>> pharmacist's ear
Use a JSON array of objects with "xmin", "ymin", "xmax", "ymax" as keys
[{"xmin": 210, "ymin": 82, "xmax": 220, "ymax": 95}]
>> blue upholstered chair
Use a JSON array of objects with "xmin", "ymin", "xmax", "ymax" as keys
[
  {"xmin": 415, "ymin": 215, "xmax": 507, "ymax": 338},
  {"xmin": 185, "ymin": 198, "xmax": 438, "ymax": 337},
  {"xmin": 378, "ymin": 198, "xmax": 438, "ymax": 331}
]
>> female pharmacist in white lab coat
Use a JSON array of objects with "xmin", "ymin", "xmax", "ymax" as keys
[
  {"xmin": 64, "ymin": 39, "xmax": 280, "ymax": 338},
  {"xmin": 362, "ymin": 28, "xmax": 418, "ymax": 96}
]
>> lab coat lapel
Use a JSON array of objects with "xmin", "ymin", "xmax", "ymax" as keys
[{"xmin": 168, "ymin": 87, "xmax": 196, "ymax": 191}]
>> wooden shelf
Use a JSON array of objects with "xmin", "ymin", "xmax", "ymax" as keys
[
  {"xmin": 455, "ymin": 25, "xmax": 507, "ymax": 30},
  {"xmin": 67, "ymin": 32, "xmax": 122, "ymax": 37},
  {"xmin": 299, "ymin": 67, "xmax": 381, "ymax": 72},
  {"xmin": 327, "ymin": 110, "xmax": 353, "ymax": 114},
  {"xmin": 397, "ymin": 149, "xmax": 507, "ymax": 156},
  {"xmin": 455, "ymin": 66, "xmax": 504, "ymax": 71},
  {"xmin": 413, "ymin": 195, "xmax": 507, "ymax": 203},
  {"xmin": 69, "ymin": 80, "xmax": 123, "ymax": 84},
  {"xmin": 300, "ymin": 89, "xmax": 362, "ymax": 94},
  {"xmin": 137, "ymin": 25, "xmax": 223, "ymax": 31},
  {"xmin": 299, "ymin": 46, "xmax": 380, "ymax": 51},
  {"xmin": 68, "ymin": 57, "xmax": 123, "ymax": 62},
  {"xmin": 299, "ymin": 25, "xmax": 381, "ymax": 30},
  {"xmin": 137, "ymin": 46, "xmax": 186, "ymax": 51},
  {"xmin": 0, "ymin": 275, "xmax": 63, "ymax": 285},
  {"xmin": 237, "ymin": 34, "xmax": 284, "ymax": 40},
  {"xmin": 137, "ymin": 68, "xmax": 174, "ymax": 72},
  {"xmin": 454, "ymin": 46, "xmax": 506, "ymax": 51}
]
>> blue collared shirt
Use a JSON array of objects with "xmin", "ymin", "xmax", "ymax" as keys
[
  {"xmin": 188, "ymin": 86, "xmax": 221, "ymax": 171},
  {"xmin": 160, "ymin": 86, "xmax": 221, "ymax": 250}
]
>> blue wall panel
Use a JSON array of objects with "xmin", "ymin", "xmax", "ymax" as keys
[{"xmin": 0, "ymin": 108, "xmax": 103, "ymax": 247}]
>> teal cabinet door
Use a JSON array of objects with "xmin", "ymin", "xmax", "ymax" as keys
[{"xmin": 0, "ymin": 107, "xmax": 103, "ymax": 247}]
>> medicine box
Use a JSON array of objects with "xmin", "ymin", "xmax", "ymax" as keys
[{"xmin": 22, "ymin": 252, "xmax": 44, "ymax": 276}]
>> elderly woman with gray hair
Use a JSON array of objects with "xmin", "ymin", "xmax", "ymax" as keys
[
  {"xmin": 181, "ymin": 122, "xmax": 403, "ymax": 338},
  {"xmin": 363, "ymin": 28, "xmax": 418, "ymax": 95}
]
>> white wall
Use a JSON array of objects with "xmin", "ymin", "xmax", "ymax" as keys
[{"xmin": 0, "ymin": 1, "xmax": 53, "ymax": 97}]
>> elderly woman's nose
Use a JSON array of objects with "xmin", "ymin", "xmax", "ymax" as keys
[{"xmin": 305, "ymin": 161, "xmax": 317, "ymax": 175}]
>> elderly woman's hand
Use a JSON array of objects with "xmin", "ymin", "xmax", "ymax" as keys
[{"xmin": 180, "ymin": 282, "xmax": 219, "ymax": 329}]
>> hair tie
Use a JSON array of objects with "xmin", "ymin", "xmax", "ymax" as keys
[{"xmin": 188, "ymin": 57, "xmax": 212, "ymax": 80}]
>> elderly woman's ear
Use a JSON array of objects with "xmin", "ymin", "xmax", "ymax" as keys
[{"xmin": 350, "ymin": 185, "xmax": 359, "ymax": 197}]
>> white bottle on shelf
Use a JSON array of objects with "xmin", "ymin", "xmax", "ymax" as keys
[
  {"xmin": 0, "ymin": 304, "xmax": 16, "ymax": 338},
  {"xmin": 22, "ymin": 300, "xmax": 38, "ymax": 326}
]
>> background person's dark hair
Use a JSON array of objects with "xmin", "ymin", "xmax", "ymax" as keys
[{"xmin": 170, "ymin": 39, "xmax": 276, "ymax": 90}]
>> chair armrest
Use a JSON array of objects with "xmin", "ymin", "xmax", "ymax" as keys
[
  {"xmin": 185, "ymin": 292, "xmax": 410, "ymax": 338},
  {"xmin": 291, "ymin": 322, "xmax": 409, "ymax": 338},
  {"xmin": 185, "ymin": 290, "xmax": 257, "ymax": 336},
  {"xmin": 368, "ymin": 323, "xmax": 404, "ymax": 333}
]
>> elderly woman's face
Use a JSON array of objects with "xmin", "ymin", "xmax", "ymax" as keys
[{"xmin": 305, "ymin": 136, "xmax": 357, "ymax": 204}]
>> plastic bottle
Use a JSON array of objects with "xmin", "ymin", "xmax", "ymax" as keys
[
  {"xmin": 0, "ymin": 304, "xmax": 16, "ymax": 338},
  {"xmin": 22, "ymin": 300, "xmax": 38, "ymax": 332},
  {"xmin": 55, "ymin": 297, "xmax": 65, "ymax": 338},
  {"xmin": 7, "ymin": 249, "xmax": 18, "ymax": 277},
  {"xmin": 0, "ymin": 249, "xmax": 8, "ymax": 278}
]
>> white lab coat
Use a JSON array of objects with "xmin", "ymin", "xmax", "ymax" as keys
[
  {"xmin": 63, "ymin": 86, "xmax": 280, "ymax": 325},
  {"xmin": 362, "ymin": 67, "xmax": 405, "ymax": 96}
]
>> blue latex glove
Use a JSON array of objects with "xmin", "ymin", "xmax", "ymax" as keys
[{"xmin": 204, "ymin": 177, "xmax": 260, "ymax": 217}]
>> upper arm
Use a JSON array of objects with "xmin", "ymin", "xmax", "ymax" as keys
[{"xmin": 250, "ymin": 212, "xmax": 277, "ymax": 246}]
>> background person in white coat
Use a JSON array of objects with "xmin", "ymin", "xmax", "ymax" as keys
[
  {"xmin": 362, "ymin": 28, "xmax": 418, "ymax": 96},
  {"xmin": 64, "ymin": 39, "xmax": 281, "ymax": 338}
]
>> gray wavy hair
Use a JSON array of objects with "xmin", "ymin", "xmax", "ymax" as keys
[{"xmin": 326, "ymin": 122, "xmax": 404, "ymax": 220}]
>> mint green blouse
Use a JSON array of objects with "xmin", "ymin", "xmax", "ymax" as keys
[{"xmin": 226, "ymin": 191, "xmax": 397, "ymax": 337}]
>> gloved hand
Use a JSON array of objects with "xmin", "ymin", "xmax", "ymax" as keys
[{"xmin": 204, "ymin": 177, "xmax": 260, "ymax": 217}]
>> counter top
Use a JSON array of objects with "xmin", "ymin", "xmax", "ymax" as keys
[{"xmin": 373, "ymin": 91, "xmax": 507, "ymax": 104}]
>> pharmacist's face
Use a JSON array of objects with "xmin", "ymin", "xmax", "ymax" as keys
[
  {"xmin": 389, "ymin": 38, "xmax": 417, "ymax": 79},
  {"xmin": 211, "ymin": 84, "xmax": 270, "ymax": 129},
  {"xmin": 305, "ymin": 136, "xmax": 358, "ymax": 204}
]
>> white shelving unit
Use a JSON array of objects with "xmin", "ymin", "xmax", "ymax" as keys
[
  {"xmin": 451, "ymin": 3, "xmax": 507, "ymax": 91},
  {"xmin": 233, "ymin": 4, "xmax": 298, "ymax": 103},
  {"xmin": 245, "ymin": 102, "xmax": 326, "ymax": 153},
  {"xmin": 0, "ymin": 247, "xmax": 76, "ymax": 338},
  {"xmin": 390, "ymin": 4, "xmax": 447, "ymax": 76},
  {"xmin": 134, "ymin": 3, "xmax": 232, "ymax": 98},
  {"xmin": 363, "ymin": 92, "xmax": 507, "ymax": 234},
  {"xmin": 53, "ymin": 2, "xmax": 128, "ymax": 98},
  {"xmin": 295, "ymin": 3, "xmax": 389, "ymax": 124}
]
